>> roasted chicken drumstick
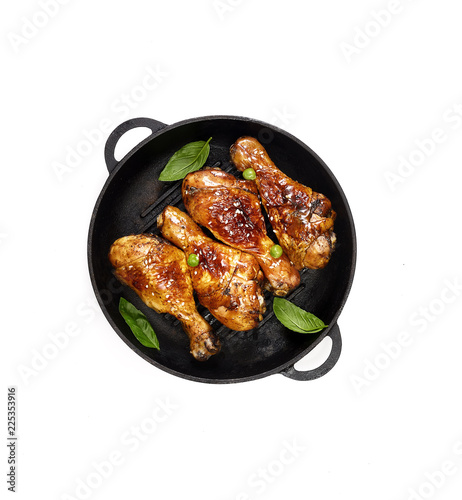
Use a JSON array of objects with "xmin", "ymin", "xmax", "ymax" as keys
[
  {"xmin": 230, "ymin": 136, "xmax": 336, "ymax": 270},
  {"xmin": 158, "ymin": 205, "xmax": 266, "ymax": 331},
  {"xmin": 109, "ymin": 234, "xmax": 220, "ymax": 361},
  {"xmin": 182, "ymin": 168, "xmax": 300, "ymax": 296}
]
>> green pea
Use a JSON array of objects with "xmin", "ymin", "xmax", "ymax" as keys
[
  {"xmin": 270, "ymin": 244, "xmax": 283, "ymax": 259},
  {"xmin": 242, "ymin": 168, "xmax": 256, "ymax": 180},
  {"xmin": 187, "ymin": 253, "xmax": 200, "ymax": 267}
]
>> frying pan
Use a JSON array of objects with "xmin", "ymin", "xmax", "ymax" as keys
[{"xmin": 88, "ymin": 115, "xmax": 356, "ymax": 383}]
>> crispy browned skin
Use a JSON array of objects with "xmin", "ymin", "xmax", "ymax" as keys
[
  {"xmin": 182, "ymin": 168, "xmax": 300, "ymax": 296},
  {"xmin": 108, "ymin": 234, "xmax": 220, "ymax": 361},
  {"xmin": 230, "ymin": 136, "xmax": 336, "ymax": 270},
  {"xmin": 158, "ymin": 206, "xmax": 266, "ymax": 331}
]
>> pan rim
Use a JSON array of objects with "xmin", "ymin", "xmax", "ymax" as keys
[{"xmin": 87, "ymin": 114, "xmax": 357, "ymax": 383}]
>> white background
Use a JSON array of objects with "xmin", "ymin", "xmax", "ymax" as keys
[{"xmin": 2, "ymin": 1, "xmax": 462, "ymax": 499}]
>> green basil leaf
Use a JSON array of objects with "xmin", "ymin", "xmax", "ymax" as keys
[
  {"xmin": 273, "ymin": 297, "xmax": 327, "ymax": 334},
  {"xmin": 119, "ymin": 297, "xmax": 160, "ymax": 349},
  {"xmin": 159, "ymin": 137, "xmax": 212, "ymax": 181}
]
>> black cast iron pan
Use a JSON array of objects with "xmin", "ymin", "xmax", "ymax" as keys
[{"xmin": 88, "ymin": 115, "xmax": 356, "ymax": 383}]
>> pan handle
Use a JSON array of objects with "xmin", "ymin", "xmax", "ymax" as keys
[
  {"xmin": 104, "ymin": 117, "xmax": 167, "ymax": 174},
  {"xmin": 280, "ymin": 323, "xmax": 342, "ymax": 381}
]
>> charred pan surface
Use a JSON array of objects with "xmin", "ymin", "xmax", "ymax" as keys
[
  {"xmin": 230, "ymin": 136, "xmax": 337, "ymax": 270},
  {"xmin": 182, "ymin": 168, "xmax": 300, "ymax": 296},
  {"xmin": 109, "ymin": 234, "xmax": 220, "ymax": 361}
]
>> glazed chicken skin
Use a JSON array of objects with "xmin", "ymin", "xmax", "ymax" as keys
[
  {"xmin": 230, "ymin": 136, "xmax": 336, "ymax": 270},
  {"xmin": 182, "ymin": 168, "xmax": 300, "ymax": 296},
  {"xmin": 109, "ymin": 234, "xmax": 220, "ymax": 361},
  {"xmin": 158, "ymin": 205, "xmax": 266, "ymax": 331}
]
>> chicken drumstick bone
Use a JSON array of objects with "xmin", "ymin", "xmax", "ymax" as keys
[{"xmin": 109, "ymin": 234, "xmax": 220, "ymax": 361}]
